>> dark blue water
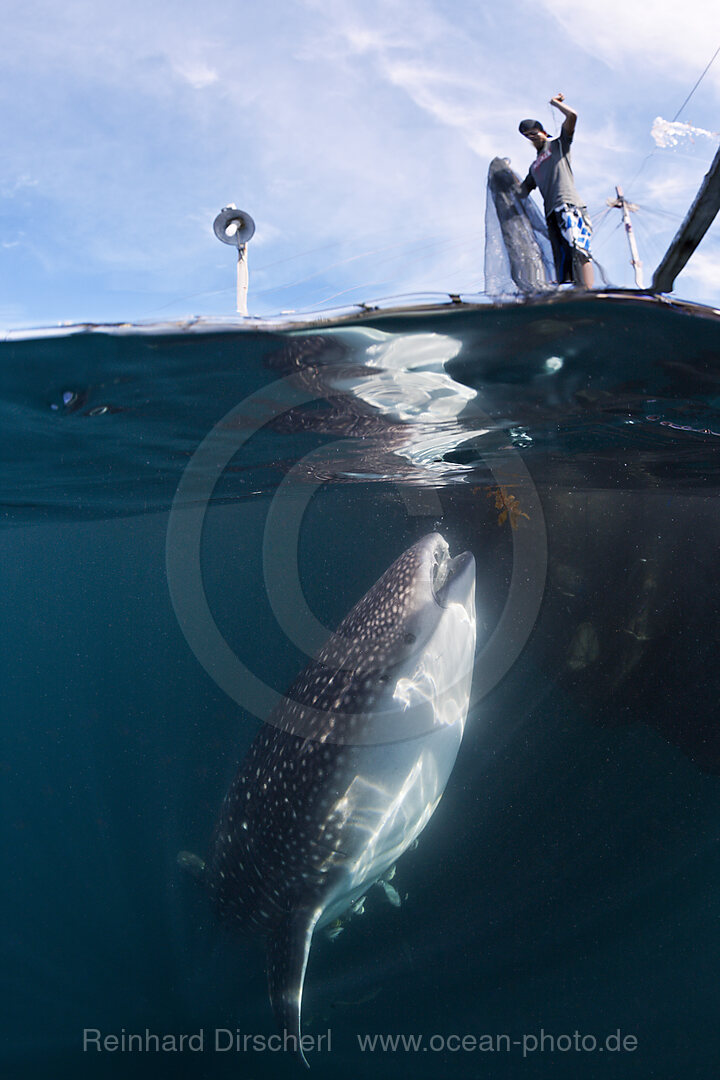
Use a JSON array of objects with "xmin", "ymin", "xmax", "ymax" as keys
[{"xmin": 2, "ymin": 291, "xmax": 720, "ymax": 1078}]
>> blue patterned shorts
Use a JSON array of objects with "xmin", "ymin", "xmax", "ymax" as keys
[
  {"xmin": 555, "ymin": 204, "xmax": 593, "ymax": 254},
  {"xmin": 546, "ymin": 204, "xmax": 593, "ymax": 282}
]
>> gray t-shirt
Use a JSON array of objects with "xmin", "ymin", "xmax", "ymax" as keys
[{"xmin": 521, "ymin": 128, "xmax": 583, "ymax": 216}]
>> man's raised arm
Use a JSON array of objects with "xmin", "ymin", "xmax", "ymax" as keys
[{"xmin": 550, "ymin": 93, "xmax": 577, "ymax": 138}]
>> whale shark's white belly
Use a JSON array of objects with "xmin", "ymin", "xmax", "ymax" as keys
[
  {"xmin": 317, "ymin": 592, "xmax": 476, "ymax": 925},
  {"xmin": 317, "ymin": 722, "xmax": 463, "ymax": 925}
]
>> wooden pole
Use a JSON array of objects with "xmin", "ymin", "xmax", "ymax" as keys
[
  {"xmin": 618, "ymin": 185, "xmax": 643, "ymax": 288},
  {"xmin": 236, "ymin": 244, "xmax": 248, "ymax": 316},
  {"xmin": 608, "ymin": 185, "xmax": 643, "ymax": 288},
  {"xmin": 651, "ymin": 142, "xmax": 720, "ymax": 293}
]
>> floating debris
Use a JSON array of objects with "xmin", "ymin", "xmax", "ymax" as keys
[{"xmin": 485, "ymin": 485, "xmax": 530, "ymax": 529}]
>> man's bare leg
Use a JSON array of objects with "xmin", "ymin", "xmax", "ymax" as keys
[
  {"xmin": 574, "ymin": 252, "xmax": 594, "ymax": 288},
  {"xmin": 581, "ymin": 257, "xmax": 594, "ymax": 288}
]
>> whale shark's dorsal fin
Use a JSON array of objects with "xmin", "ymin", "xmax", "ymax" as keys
[{"xmin": 267, "ymin": 907, "xmax": 321, "ymax": 1069}]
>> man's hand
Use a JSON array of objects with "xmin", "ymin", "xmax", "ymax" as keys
[{"xmin": 549, "ymin": 93, "xmax": 577, "ymax": 134}]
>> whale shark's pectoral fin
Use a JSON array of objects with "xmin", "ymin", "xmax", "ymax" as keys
[{"xmin": 267, "ymin": 907, "xmax": 321, "ymax": 1069}]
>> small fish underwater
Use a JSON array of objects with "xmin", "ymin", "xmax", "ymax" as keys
[{"xmin": 179, "ymin": 532, "xmax": 476, "ymax": 1066}]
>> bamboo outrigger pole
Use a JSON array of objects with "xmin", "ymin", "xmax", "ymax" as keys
[
  {"xmin": 651, "ymin": 142, "xmax": 720, "ymax": 293},
  {"xmin": 608, "ymin": 185, "xmax": 643, "ymax": 288}
]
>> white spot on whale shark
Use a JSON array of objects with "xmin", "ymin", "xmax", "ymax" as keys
[{"xmin": 191, "ymin": 532, "xmax": 476, "ymax": 1067}]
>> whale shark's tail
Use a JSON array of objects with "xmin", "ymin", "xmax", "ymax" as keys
[{"xmin": 267, "ymin": 907, "xmax": 321, "ymax": 1069}]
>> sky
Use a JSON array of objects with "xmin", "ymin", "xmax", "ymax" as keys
[{"xmin": 2, "ymin": 0, "xmax": 720, "ymax": 329}]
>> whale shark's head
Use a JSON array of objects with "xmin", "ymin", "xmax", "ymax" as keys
[
  {"xmin": 376, "ymin": 531, "xmax": 475, "ymax": 653},
  {"xmin": 375, "ymin": 532, "xmax": 477, "ymax": 741},
  {"xmin": 276, "ymin": 532, "xmax": 477, "ymax": 745}
]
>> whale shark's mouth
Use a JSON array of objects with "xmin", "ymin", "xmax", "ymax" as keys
[{"xmin": 432, "ymin": 543, "xmax": 473, "ymax": 608}]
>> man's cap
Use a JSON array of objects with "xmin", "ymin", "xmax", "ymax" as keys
[{"xmin": 518, "ymin": 119, "xmax": 544, "ymax": 135}]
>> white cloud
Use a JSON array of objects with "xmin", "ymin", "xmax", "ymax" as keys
[
  {"xmin": 678, "ymin": 244, "xmax": 720, "ymax": 288},
  {"xmin": 173, "ymin": 61, "xmax": 219, "ymax": 89},
  {"xmin": 643, "ymin": 159, "xmax": 714, "ymax": 208},
  {"xmin": 379, "ymin": 61, "xmax": 498, "ymax": 158},
  {"xmin": 540, "ymin": 0, "xmax": 720, "ymax": 93},
  {"xmin": 1, "ymin": 175, "xmax": 39, "ymax": 197},
  {"xmin": 300, "ymin": 0, "xmax": 532, "ymax": 162},
  {"xmin": 652, "ymin": 116, "xmax": 720, "ymax": 148}
]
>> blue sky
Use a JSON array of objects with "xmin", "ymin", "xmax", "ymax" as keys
[{"xmin": 2, "ymin": 0, "xmax": 719, "ymax": 329}]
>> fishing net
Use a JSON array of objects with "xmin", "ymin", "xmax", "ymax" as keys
[{"xmin": 484, "ymin": 157, "xmax": 555, "ymax": 296}]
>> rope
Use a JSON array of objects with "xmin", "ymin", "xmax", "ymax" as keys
[
  {"xmin": 592, "ymin": 218, "xmax": 624, "ymax": 252},
  {"xmin": 136, "ymin": 226, "xmax": 486, "ymax": 318},
  {"xmin": 626, "ymin": 42, "xmax": 720, "ymax": 198},
  {"xmin": 631, "ymin": 212, "xmax": 664, "ymax": 269},
  {"xmin": 671, "ymin": 44, "xmax": 720, "ymax": 122},
  {"xmin": 253, "ymin": 231, "xmax": 483, "ymax": 298},
  {"xmin": 547, "ymin": 101, "xmax": 560, "ymax": 136},
  {"xmin": 588, "ymin": 205, "xmax": 614, "ymax": 236}
]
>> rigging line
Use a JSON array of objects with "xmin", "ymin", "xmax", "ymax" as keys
[
  {"xmin": 375, "ymin": 291, "xmax": 458, "ymax": 301},
  {"xmin": 252, "ymin": 233, "xmax": 462, "ymax": 294},
  {"xmin": 118, "ymin": 249, "xmax": 349, "ymax": 318},
  {"xmin": 305, "ymin": 288, "xmax": 461, "ymax": 312},
  {"xmin": 671, "ymin": 43, "xmax": 720, "ymax": 122},
  {"xmin": 252, "ymin": 231, "xmax": 484, "ymax": 297},
  {"xmin": 137, "ymin": 286, "xmax": 234, "ymax": 318},
  {"xmin": 547, "ymin": 101, "xmax": 559, "ymax": 137},
  {"xmin": 299, "ymin": 281, "xmax": 392, "ymax": 308},
  {"xmin": 626, "ymin": 42, "xmax": 720, "ymax": 199},
  {"xmin": 254, "ymin": 240, "xmax": 349, "ymax": 274},
  {"xmin": 592, "ymin": 218, "xmax": 624, "ymax": 252},
  {"xmin": 292, "ymin": 239, "xmax": 486, "ymax": 308},
  {"xmin": 635, "ymin": 204, "xmax": 683, "ymax": 222},
  {"xmin": 632, "ymin": 217, "xmax": 664, "ymax": 269},
  {"xmin": 371, "ymin": 229, "xmax": 482, "ymax": 261},
  {"xmin": 141, "ymin": 230, "xmax": 484, "ymax": 315},
  {"xmin": 624, "ymin": 153, "xmax": 654, "ymax": 197},
  {"xmin": 253, "ymin": 223, "xmax": 469, "ymax": 275},
  {"xmin": 250, "ymin": 243, "xmax": 421, "ymax": 295},
  {"xmin": 254, "ymin": 208, "xmax": 490, "ymax": 275},
  {"xmin": 365, "ymin": 231, "xmax": 484, "ymax": 272},
  {"xmin": 587, "ymin": 205, "xmax": 614, "ymax": 242}
]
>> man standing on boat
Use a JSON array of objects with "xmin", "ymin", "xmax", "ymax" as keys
[{"xmin": 518, "ymin": 94, "xmax": 594, "ymax": 288}]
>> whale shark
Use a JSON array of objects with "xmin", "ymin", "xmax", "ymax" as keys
[{"xmin": 182, "ymin": 532, "xmax": 476, "ymax": 1066}]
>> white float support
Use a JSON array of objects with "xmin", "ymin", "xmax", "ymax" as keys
[
  {"xmin": 213, "ymin": 205, "xmax": 256, "ymax": 316},
  {"xmin": 236, "ymin": 245, "xmax": 249, "ymax": 316}
]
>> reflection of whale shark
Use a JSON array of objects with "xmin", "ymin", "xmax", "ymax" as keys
[{"xmin": 186, "ymin": 533, "xmax": 476, "ymax": 1066}]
